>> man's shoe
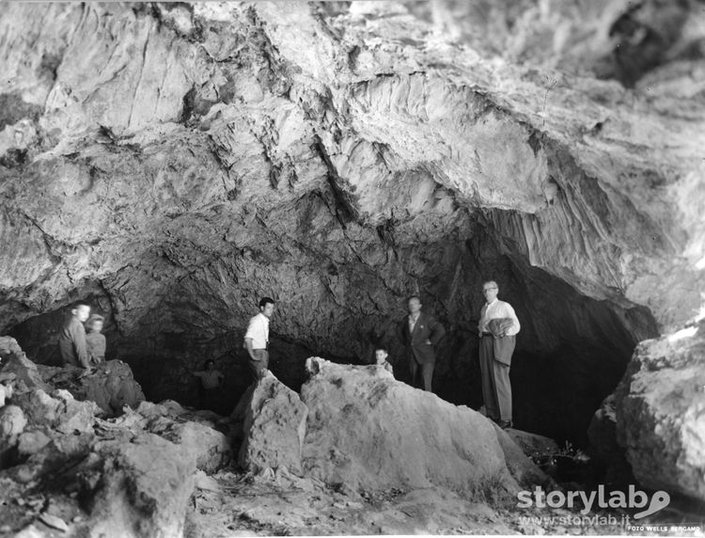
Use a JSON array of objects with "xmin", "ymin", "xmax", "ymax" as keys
[{"xmin": 498, "ymin": 420, "xmax": 513, "ymax": 429}]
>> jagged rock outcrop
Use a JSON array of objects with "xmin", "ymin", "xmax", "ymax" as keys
[
  {"xmin": 236, "ymin": 358, "xmax": 548, "ymax": 497},
  {"xmin": 0, "ymin": 341, "xmax": 230, "ymax": 536},
  {"xmin": 614, "ymin": 319, "xmax": 705, "ymax": 502},
  {"xmin": 0, "ymin": 1, "xmax": 702, "ymax": 448},
  {"xmin": 234, "ymin": 372, "xmax": 308, "ymax": 475}
]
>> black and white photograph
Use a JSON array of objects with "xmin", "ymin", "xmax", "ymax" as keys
[{"xmin": 0, "ymin": 1, "xmax": 704, "ymax": 536}]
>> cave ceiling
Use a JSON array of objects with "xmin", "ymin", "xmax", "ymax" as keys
[{"xmin": 0, "ymin": 0, "xmax": 704, "ymax": 342}]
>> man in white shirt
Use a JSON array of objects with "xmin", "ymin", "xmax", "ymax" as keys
[
  {"xmin": 244, "ymin": 297, "xmax": 275, "ymax": 381},
  {"xmin": 478, "ymin": 281, "xmax": 520, "ymax": 429}
]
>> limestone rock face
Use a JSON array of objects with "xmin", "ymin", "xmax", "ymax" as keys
[
  {"xmin": 235, "ymin": 373, "xmax": 308, "ymax": 475},
  {"xmin": 614, "ymin": 320, "xmax": 705, "ymax": 502},
  {"xmin": 300, "ymin": 358, "xmax": 520, "ymax": 494},
  {"xmin": 0, "ymin": 2, "xmax": 703, "ymax": 445}
]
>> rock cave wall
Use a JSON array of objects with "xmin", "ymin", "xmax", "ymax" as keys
[{"xmin": 1, "ymin": 2, "xmax": 703, "ymax": 444}]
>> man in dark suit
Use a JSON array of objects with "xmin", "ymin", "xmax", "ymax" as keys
[{"xmin": 397, "ymin": 295, "xmax": 446, "ymax": 392}]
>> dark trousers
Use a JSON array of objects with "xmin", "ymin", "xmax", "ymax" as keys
[
  {"xmin": 409, "ymin": 357, "xmax": 434, "ymax": 392},
  {"xmin": 247, "ymin": 349, "xmax": 269, "ymax": 381},
  {"xmin": 479, "ymin": 335, "xmax": 514, "ymax": 422}
]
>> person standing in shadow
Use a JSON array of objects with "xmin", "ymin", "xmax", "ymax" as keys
[
  {"xmin": 58, "ymin": 301, "xmax": 91, "ymax": 370},
  {"xmin": 397, "ymin": 295, "xmax": 445, "ymax": 392},
  {"xmin": 192, "ymin": 359, "xmax": 225, "ymax": 411}
]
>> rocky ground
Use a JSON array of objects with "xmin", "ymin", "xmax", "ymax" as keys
[{"xmin": 2, "ymin": 334, "xmax": 703, "ymax": 537}]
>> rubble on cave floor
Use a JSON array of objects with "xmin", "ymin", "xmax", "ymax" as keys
[
  {"xmin": 186, "ymin": 467, "xmax": 640, "ymax": 537},
  {"xmin": 3, "ymin": 338, "xmax": 699, "ymax": 536}
]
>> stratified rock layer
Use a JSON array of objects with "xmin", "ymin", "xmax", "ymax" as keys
[{"xmin": 615, "ymin": 320, "xmax": 705, "ymax": 502}]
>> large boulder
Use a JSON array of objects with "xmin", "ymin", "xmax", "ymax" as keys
[
  {"xmin": 299, "ymin": 358, "xmax": 524, "ymax": 496},
  {"xmin": 235, "ymin": 373, "xmax": 308, "ymax": 475},
  {"xmin": 85, "ymin": 432, "xmax": 197, "ymax": 538},
  {"xmin": 614, "ymin": 320, "xmax": 705, "ymax": 502}
]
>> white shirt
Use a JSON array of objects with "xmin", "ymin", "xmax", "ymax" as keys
[
  {"xmin": 245, "ymin": 313, "xmax": 270, "ymax": 349},
  {"xmin": 479, "ymin": 299, "xmax": 520, "ymax": 336}
]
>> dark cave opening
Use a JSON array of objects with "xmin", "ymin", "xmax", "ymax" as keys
[{"xmin": 8, "ymin": 226, "xmax": 659, "ymax": 449}]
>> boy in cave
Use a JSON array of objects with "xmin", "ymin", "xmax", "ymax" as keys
[
  {"xmin": 58, "ymin": 301, "xmax": 91, "ymax": 369},
  {"xmin": 374, "ymin": 347, "xmax": 394, "ymax": 375},
  {"xmin": 192, "ymin": 359, "xmax": 224, "ymax": 411},
  {"xmin": 85, "ymin": 314, "xmax": 106, "ymax": 365}
]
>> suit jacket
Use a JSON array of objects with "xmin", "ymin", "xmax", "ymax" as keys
[
  {"xmin": 488, "ymin": 318, "xmax": 516, "ymax": 366},
  {"xmin": 398, "ymin": 312, "xmax": 446, "ymax": 365}
]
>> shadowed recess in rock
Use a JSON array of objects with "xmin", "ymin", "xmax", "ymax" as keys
[{"xmin": 8, "ymin": 216, "xmax": 658, "ymax": 446}]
